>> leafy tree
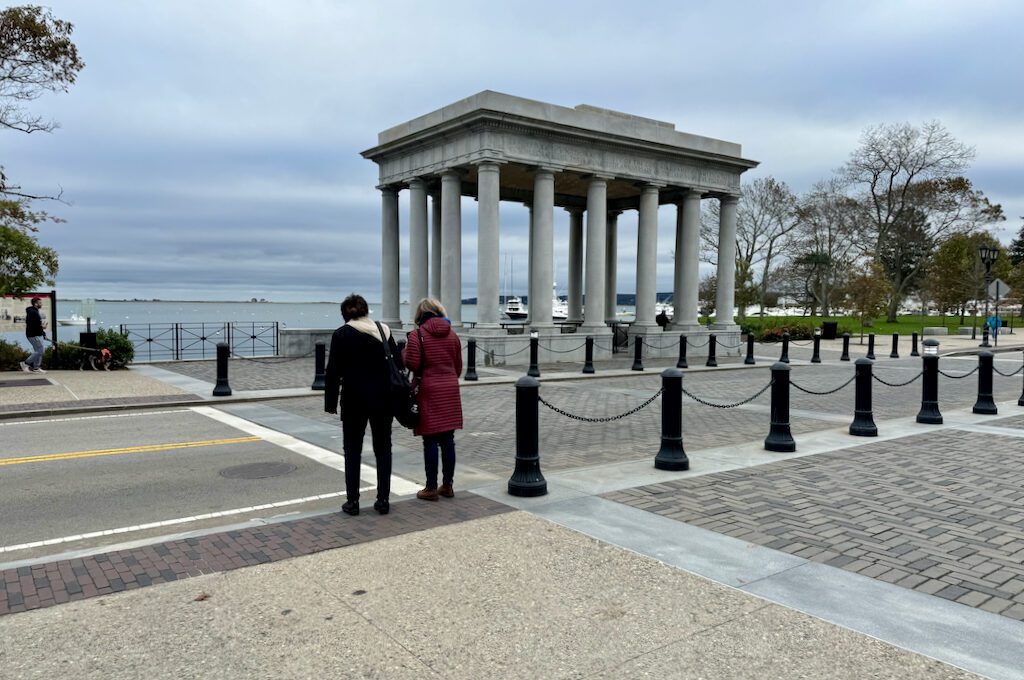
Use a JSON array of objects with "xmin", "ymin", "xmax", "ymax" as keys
[
  {"xmin": 698, "ymin": 273, "xmax": 717, "ymax": 318},
  {"xmin": 1008, "ymin": 218, "xmax": 1024, "ymax": 266},
  {"xmin": 843, "ymin": 122, "xmax": 1004, "ymax": 321},
  {"xmin": 702, "ymin": 177, "xmax": 800, "ymax": 318},
  {"xmin": 840, "ymin": 261, "xmax": 892, "ymax": 338},
  {"xmin": 0, "ymin": 199, "xmax": 59, "ymax": 295}
]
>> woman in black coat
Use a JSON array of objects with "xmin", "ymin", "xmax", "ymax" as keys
[{"xmin": 324, "ymin": 294, "xmax": 398, "ymax": 516}]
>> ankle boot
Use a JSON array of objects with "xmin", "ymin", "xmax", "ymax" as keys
[
  {"xmin": 341, "ymin": 500, "xmax": 360, "ymax": 515},
  {"xmin": 438, "ymin": 484, "xmax": 454, "ymax": 498},
  {"xmin": 416, "ymin": 487, "xmax": 439, "ymax": 501}
]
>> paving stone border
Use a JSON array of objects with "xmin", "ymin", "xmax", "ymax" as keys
[
  {"xmin": 0, "ymin": 393, "xmax": 202, "ymax": 415},
  {"xmin": 606, "ymin": 429, "xmax": 1024, "ymax": 621},
  {"xmin": 0, "ymin": 494, "xmax": 511, "ymax": 617}
]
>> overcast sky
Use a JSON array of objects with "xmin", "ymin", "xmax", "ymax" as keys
[{"xmin": 6, "ymin": 0, "xmax": 1023, "ymax": 302}]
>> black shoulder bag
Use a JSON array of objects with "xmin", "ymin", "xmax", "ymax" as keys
[{"xmin": 376, "ymin": 321, "xmax": 419, "ymax": 429}]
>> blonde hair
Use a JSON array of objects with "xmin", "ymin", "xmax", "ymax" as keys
[{"xmin": 413, "ymin": 297, "xmax": 446, "ymax": 325}]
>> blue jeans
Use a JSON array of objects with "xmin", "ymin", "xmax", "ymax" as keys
[
  {"xmin": 422, "ymin": 431, "xmax": 456, "ymax": 489},
  {"xmin": 27, "ymin": 336, "xmax": 44, "ymax": 369}
]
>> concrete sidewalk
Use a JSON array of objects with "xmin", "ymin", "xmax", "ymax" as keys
[{"xmin": 3, "ymin": 341, "xmax": 1024, "ymax": 678}]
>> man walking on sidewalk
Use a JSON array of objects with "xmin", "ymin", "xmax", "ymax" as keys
[{"xmin": 20, "ymin": 297, "xmax": 48, "ymax": 373}]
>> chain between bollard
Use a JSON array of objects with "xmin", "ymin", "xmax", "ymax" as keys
[
  {"xmin": 680, "ymin": 380, "xmax": 773, "ymax": 409},
  {"xmin": 939, "ymin": 367, "xmax": 979, "ymax": 379},
  {"xmin": 229, "ymin": 349, "xmax": 316, "ymax": 364},
  {"xmin": 790, "ymin": 375, "xmax": 856, "ymax": 395},
  {"xmin": 993, "ymin": 364, "xmax": 1024, "ymax": 378},
  {"xmin": 788, "ymin": 339, "xmax": 813, "ymax": 346},
  {"xmin": 537, "ymin": 342, "xmax": 588, "ymax": 354},
  {"xmin": 644, "ymin": 338, "xmax": 681, "ymax": 350},
  {"xmin": 538, "ymin": 388, "xmax": 663, "ymax": 422},
  {"xmin": 686, "ymin": 337, "xmax": 711, "ymax": 347},
  {"xmin": 479, "ymin": 344, "xmax": 531, "ymax": 358},
  {"xmin": 872, "ymin": 371, "xmax": 924, "ymax": 388}
]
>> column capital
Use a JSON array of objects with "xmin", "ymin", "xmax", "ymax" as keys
[
  {"xmin": 683, "ymin": 188, "xmax": 704, "ymax": 200},
  {"xmin": 440, "ymin": 167, "xmax": 469, "ymax": 178},
  {"xmin": 583, "ymin": 173, "xmax": 615, "ymax": 182},
  {"xmin": 376, "ymin": 184, "xmax": 401, "ymax": 195},
  {"xmin": 607, "ymin": 209, "xmax": 623, "ymax": 219},
  {"xmin": 528, "ymin": 164, "xmax": 563, "ymax": 176},
  {"xmin": 472, "ymin": 158, "xmax": 507, "ymax": 169},
  {"xmin": 407, "ymin": 177, "xmax": 428, "ymax": 189},
  {"xmin": 636, "ymin": 181, "xmax": 667, "ymax": 191},
  {"xmin": 720, "ymin": 194, "xmax": 740, "ymax": 205},
  {"xmin": 565, "ymin": 206, "xmax": 585, "ymax": 215}
]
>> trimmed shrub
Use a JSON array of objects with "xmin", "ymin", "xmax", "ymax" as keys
[
  {"xmin": 0, "ymin": 338, "xmax": 29, "ymax": 371},
  {"xmin": 42, "ymin": 341, "xmax": 83, "ymax": 369},
  {"xmin": 96, "ymin": 328, "xmax": 134, "ymax": 368}
]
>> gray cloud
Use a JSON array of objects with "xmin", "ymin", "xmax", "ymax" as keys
[{"xmin": 7, "ymin": 0, "xmax": 1023, "ymax": 301}]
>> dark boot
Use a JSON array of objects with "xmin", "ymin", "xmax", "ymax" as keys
[{"xmin": 341, "ymin": 500, "xmax": 359, "ymax": 516}]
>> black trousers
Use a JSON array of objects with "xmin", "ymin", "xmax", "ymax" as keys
[{"xmin": 341, "ymin": 408, "xmax": 393, "ymax": 502}]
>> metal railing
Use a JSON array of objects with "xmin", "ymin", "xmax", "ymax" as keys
[{"xmin": 119, "ymin": 322, "xmax": 279, "ymax": 362}]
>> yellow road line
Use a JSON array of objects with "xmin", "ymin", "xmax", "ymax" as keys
[{"xmin": 0, "ymin": 436, "xmax": 261, "ymax": 467}]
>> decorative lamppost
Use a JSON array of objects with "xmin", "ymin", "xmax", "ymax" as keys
[{"xmin": 978, "ymin": 245, "xmax": 999, "ymax": 348}]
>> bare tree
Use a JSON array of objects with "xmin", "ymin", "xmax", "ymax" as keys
[
  {"xmin": 702, "ymin": 177, "xmax": 800, "ymax": 320},
  {"xmin": 842, "ymin": 121, "xmax": 1003, "ymax": 320},
  {"xmin": 790, "ymin": 179, "xmax": 867, "ymax": 316},
  {"xmin": 1, "ymin": 4, "xmax": 84, "ymax": 199}
]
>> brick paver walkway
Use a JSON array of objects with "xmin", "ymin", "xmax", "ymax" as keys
[
  {"xmin": 0, "ymin": 494, "xmax": 510, "ymax": 617},
  {"xmin": 606, "ymin": 428, "xmax": 1024, "ymax": 620}
]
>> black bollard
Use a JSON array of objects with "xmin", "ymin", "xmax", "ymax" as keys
[
  {"xmin": 811, "ymin": 332, "xmax": 822, "ymax": 364},
  {"xmin": 764, "ymin": 362, "xmax": 795, "ymax": 452},
  {"xmin": 465, "ymin": 339, "xmax": 478, "ymax": 381},
  {"xmin": 706, "ymin": 334, "xmax": 718, "ymax": 367},
  {"xmin": 973, "ymin": 351, "xmax": 998, "ymax": 415},
  {"xmin": 744, "ymin": 334, "xmax": 755, "ymax": 365},
  {"xmin": 916, "ymin": 339, "xmax": 942, "ymax": 424},
  {"xmin": 1019, "ymin": 350, "xmax": 1024, "ymax": 407},
  {"xmin": 654, "ymin": 368, "xmax": 689, "ymax": 471},
  {"xmin": 911, "ymin": 332, "xmax": 920, "ymax": 357},
  {"xmin": 632, "ymin": 335, "xmax": 644, "ymax": 371},
  {"xmin": 677, "ymin": 334, "xmax": 688, "ymax": 369},
  {"xmin": 841, "ymin": 333, "xmax": 851, "ymax": 362},
  {"xmin": 508, "ymin": 376, "xmax": 547, "ymax": 496},
  {"xmin": 866, "ymin": 333, "xmax": 876, "ymax": 360},
  {"xmin": 890, "ymin": 333, "xmax": 899, "ymax": 359},
  {"xmin": 582, "ymin": 336, "xmax": 595, "ymax": 374},
  {"xmin": 780, "ymin": 332, "xmax": 790, "ymax": 364},
  {"xmin": 849, "ymin": 358, "xmax": 877, "ymax": 436},
  {"xmin": 311, "ymin": 342, "xmax": 326, "ymax": 390},
  {"xmin": 213, "ymin": 342, "xmax": 232, "ymax": 396},
  {"xmin": 527, "ymin": 335, "xmax": 540, "ymax": 378}
]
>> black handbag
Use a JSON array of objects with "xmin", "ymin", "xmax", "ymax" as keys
[{"xmin": 376, "ymin": 321, "xmax": 419, "ymax": 428}]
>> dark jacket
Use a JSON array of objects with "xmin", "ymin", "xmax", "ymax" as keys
[
  {"xmin": 25, "ymin": 306, "xmax": 45, "ymax": 338},
  {"xmin": 403, "ymin": 317, "xmax": 463, "ymax": 436},
  {"xmin": 324, "ymin": 321, "xmax": 400, "ymax": 417}
]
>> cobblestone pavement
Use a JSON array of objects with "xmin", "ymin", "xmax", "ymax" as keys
[
  {"xmin": 0, "ymin": 493, "xmax": 509, "ymax": 617},
  {"xmin": 265, "ymin": 353, "xmax": 1019, "ymax": 477},
  {"xmin": 606, "ymin": 428, "xmax": 1024, "ymax": 621}
]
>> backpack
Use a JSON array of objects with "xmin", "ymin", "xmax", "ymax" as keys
[{"xmin": 375, "ymin": 321, "xmax": 419, "ymax": 429}]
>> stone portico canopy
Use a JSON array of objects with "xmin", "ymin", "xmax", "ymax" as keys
[{"xmin": 361, "ymin": 90, "xmax": 757, "ymax": 348}]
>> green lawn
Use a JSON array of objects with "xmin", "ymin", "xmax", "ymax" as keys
[{"xmin": 725, "ymin": 314, "xmax": 1019, "ymax": 339}]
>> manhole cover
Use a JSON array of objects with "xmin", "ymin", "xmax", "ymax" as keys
[{"xmin": 219, "ymin": 461, "xmax": 297, "ymax": 479}]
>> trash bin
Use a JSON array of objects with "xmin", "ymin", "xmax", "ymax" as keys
[{"xmin": 822, "ymin": 321, "xmax": 839, "ymax": 340}]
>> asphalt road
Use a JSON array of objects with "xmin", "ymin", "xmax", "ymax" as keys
[{"xmin": 0, "ymin": 406, "xmax": 416, "ymax": 564}]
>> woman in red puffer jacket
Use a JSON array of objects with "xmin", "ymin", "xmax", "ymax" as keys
[{"xmin": 402, "ymin": 298, "xmax": 463, "ymax": 501}]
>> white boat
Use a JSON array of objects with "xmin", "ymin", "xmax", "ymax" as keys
[
  {"xmin": 503, "ymin": 295, "xmax": 528, "ymax": 319},
  {"xmin": 502, "ymin": 287, "xmax": 569, "ymax": 321},
  {"xmin": 57, "ymin": 313, "xmax": 92, "ymax": 326}
]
